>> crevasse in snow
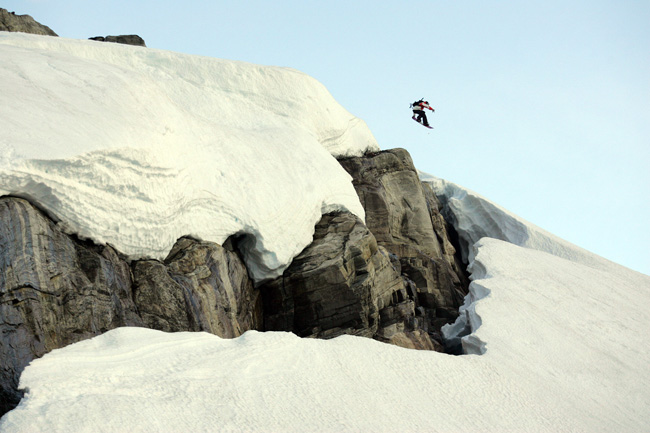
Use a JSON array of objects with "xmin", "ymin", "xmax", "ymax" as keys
[{"xmin": 0, "ymin": 33, "xmax": 379, "ymax": 281}]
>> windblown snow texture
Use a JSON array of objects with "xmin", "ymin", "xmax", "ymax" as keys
[{"xmin": 0, "ymin": 33, "xmax": 379, "ymax": 282}]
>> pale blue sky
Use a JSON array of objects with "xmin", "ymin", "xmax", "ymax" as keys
[{"xmin": 6, "ymin": 0, "xmax": 649, "ymax": 275}]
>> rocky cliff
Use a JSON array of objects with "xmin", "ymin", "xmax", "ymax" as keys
[
  {"xmin": 262, "ymin": 149, "xmax": 469, "ymax": 350},
  {"xmin": 0, "ymin": 11, "xmax": 469, "ymax": 416},
  {"xmin": 338, "ymin": 149, "xmax": 469, "ymax": 314},
  {"xmin": 343, "ymin": 149, "xmax": 469, "ymax": 341},
  {"xmin": 0, "ymin": 148, "xmax": 468, "ymax": 415},
  {"xmin": 0, "ymin": 9, "xmax": 57, "ymax": 36}
]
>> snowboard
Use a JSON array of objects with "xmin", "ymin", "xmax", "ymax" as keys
[{"xmin": 412, "ymin": 117, "xmax": 433, "ymax": 129}]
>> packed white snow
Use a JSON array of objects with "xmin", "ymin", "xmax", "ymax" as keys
[
  {"xmin": 0, "ymin": 32, "xmax": 379, "ymax": 281},
  {"xmin": 2, "ymin": 236, "xmax": 649, "ymax": 432},
  {"xmin": 2, "ymin": 32, "xmax": 650, "ymax": 433}
]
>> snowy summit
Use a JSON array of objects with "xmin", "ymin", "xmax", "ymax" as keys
[{"xmin": 1, "ymin": 32, "xmax": 649, "ymax": 433}]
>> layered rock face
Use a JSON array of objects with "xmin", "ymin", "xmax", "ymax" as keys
[
  {"xmin": 0, "ymin": 9, "xmax": 57, "ymax": 36},
  {"xmin": 133, "ymin": 236, "xmax": 262, "ymax": 336},
  {"xmin": 263, "ymin": 214, "xmax": 397, "ymax": 333},
  {"xmin": 0, "ymin": 197, "xmax": 260, "ymax": 414},
  {"xmin": 338, "ymin": 149, "xmax": 469, "ymax": 336},
  {"xmin": 0, "ymin": 198, "xmax": 139, "ymax": 413},
  {"xmin": 260, "ymin": 149, "xmax": 469, "ymax": 351}
]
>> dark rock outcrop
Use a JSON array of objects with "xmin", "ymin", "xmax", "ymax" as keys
[
  {"xmin": 0, "ymin": 8, "xmax": 57, "ymax": 36},
  {"xmin": 89, "ymin": 35, "xmax": 146, "ymax": 47},
  {"xmin": 258, "ymin": 148, "xmax": 469, "ymax": 352},
  {"xmin": 421, "ymin": 181, "xmax": 471, "ymax": 292},
  {"xmin": 261, "ymin": 212, "xmax": 397, "ymax": 338},
  {"xmin": 0, "ymin": 198, "xmax": 140, "ymax": 414},
  {"xmin": 133, "ymin": 236, "xmax": 262, "ymax": 336},
  {"xmin": 0, "ymin": 197, "xmax": 260, "ymax": 415},
  {"xmin": 261, "ymin": 212, "xmax": 438, "ymax": 349},
  {"xmin": 338, "ymin": 148, "xmax": 470, "ymax": 337}
]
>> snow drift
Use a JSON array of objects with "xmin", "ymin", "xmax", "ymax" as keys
[{"xmin": 0, "ymin": 32, "xmax": 378, "ymax": 281}]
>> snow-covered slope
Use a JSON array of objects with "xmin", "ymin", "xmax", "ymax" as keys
[
  {"xmin": 3, "ymin": 171, "xmax": 649, "ymax": 433},
  {"xmin": 2, "ymin": 33, "xmax": 649, "ymax": 433},
  {"xmin": 2, "ymin": 240, "xmax": 649, "ymax": 432},
  {"xmin": 0, "ymin": 33, "xmax": 378, "ymax": 281}
]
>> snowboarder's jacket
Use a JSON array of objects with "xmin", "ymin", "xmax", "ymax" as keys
[
  {"xmin": 412, "ymin": 100, "xmax": 434, "ymax": 112},
  {"xmin": 411, "ymin": 99, "xmax": 435, "ymax": 128}
]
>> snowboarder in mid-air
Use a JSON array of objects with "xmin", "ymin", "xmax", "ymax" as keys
[{"xmin": 411, "ymin": 99, "xmax": 435, "ymax": 129}]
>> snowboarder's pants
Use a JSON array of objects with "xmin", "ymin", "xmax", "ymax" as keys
[{"xmin": 413, "ymin": 110, "xmax": 429, "ymax": 126}]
